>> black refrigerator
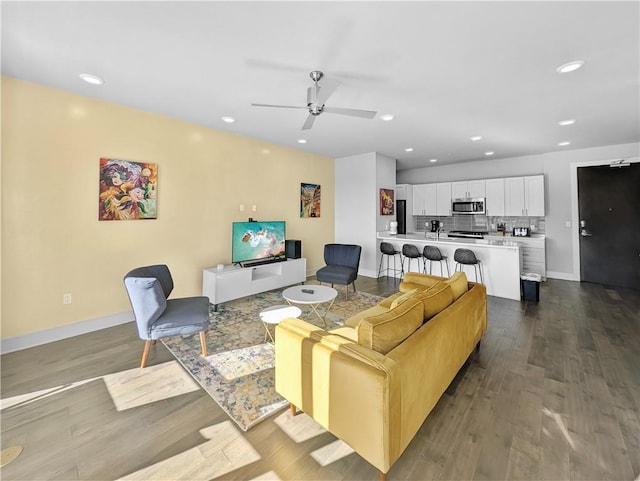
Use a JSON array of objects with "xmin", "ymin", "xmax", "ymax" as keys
[{"xmin": 396, "ymin": 200, "xmax": 407, "ymax": 234}]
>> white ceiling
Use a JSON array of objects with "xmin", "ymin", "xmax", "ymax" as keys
[{"xmin": 2, "ymin": 1, "xmax": 639, "ymax": 171}]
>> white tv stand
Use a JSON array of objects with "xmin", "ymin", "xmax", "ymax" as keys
[{"xmin": 202, "ymin": 258, "xmax": 306, "ymax": 310}]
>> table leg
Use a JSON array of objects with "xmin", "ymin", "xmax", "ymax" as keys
[{"xmin": 262, "ymin": 322, "xmax": 275, "ymax": 343}]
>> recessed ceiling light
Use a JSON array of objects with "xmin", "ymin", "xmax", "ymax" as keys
[
  {"xmin": 221, "ymin": 116, "xmax": 235, "ymax": 123},
  {"xmin": 429, "ymin": 159, "xmax": 438, "ymax": 163},
  {"xmin": 297, "ymin": 139, "xmax": 307, "ymax": 144},
  {"xmin": 558, "ymin": 119, "xmax": 576, "ymax": 126},
  {"xmin": 558, "ymin": 141, "xmax": 571, "ymax": 146},
  {"xmin": 470, "ymin": 136, "xmax": 483, "ymax": 141},
  {"xmin": 556, "ymin": 60, "xmax": 585, "ymax": 74},
  {"xmin": 380, "ymin": 114, "xmax": 395, "ymax": 121},
  {"xmin": 79, "ymin": 73, "xmax": 104, "ymax": 85},
  {"xmin": 405, "ymin": 147, "xmax": 414, "ymax": 152},
  {"xmin": 485, "ymin": 151, "xmax": 495, "ymax": 156}
]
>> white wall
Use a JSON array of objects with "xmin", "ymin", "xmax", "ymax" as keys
[
  {"xmin": 397, "ymin": 142, "xmax": 640, "ymax": 279},
  {"xmin": 335, "ymin": 152, "xmax": 396, "ymax": 277}
]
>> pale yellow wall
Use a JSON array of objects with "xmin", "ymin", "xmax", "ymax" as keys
[{"xmin": 1, "ymin": 76, "xmax": 335, "ymax": 338}]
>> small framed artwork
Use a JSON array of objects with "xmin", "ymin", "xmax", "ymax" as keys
[
  {"xmin": 300, "ymin": 183, "xmax": 321, "ymax": 218},
  {"xmin": 99, "ymin": 158, "xmax": 157, "ymax": 221},
  {"xmin": 380, "ymin": 188, "xmax": 394, "ymax": 215}
]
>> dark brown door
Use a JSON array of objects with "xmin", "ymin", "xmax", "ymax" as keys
[{"xmin": 577, "ymin": 162, "xmax": 640, "ymax": 289}]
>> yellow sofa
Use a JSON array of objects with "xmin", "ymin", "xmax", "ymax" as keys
[{"xmin": 274, "ymin": 272, "xmax": 487, "ymax": 478}]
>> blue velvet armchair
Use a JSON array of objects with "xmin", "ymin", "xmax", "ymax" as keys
[
  {"xmin": 124, "ymin": 264, "xmax": 209, "ymax": 368},
  {"xmin": 315, "ymin": 243, "xmax": 362, "ymax": 300}
]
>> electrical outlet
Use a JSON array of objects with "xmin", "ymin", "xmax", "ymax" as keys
[
  {"xmin": 565, "ymin": 221, "xmax": 571, "ymax": 228},
  {"xmin": 239, "ymin": 204, "xmax": 245, "ymax": 212},
  {"xmin": 252, "ymin": 205, "xmax": 257, "ymax": 212},
  {"xmin": 63, "ymin": 293, "xmax": 72, "ymax": 305}
]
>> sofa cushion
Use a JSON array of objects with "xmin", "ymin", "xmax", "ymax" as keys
[
  {"xmin": 329, "ymin": 326, "xmax": 358, "ymax": 342},
  {"xmin": 344, "ymin": 304, "xmax": 389, "ymax": 328},
  {"xmin": 390, "ymin": 289, "xmax": 418, "ymax": 309},
  {"xmin": 445, "ymin": 271, "xmax": 468, "ymax": 300},
  {"xmin": 399, "ymin": 272, "xmax": 441, "ymax": 293},
  {"xmin": 377, "ymin": 291, "xmax": 405, "ymax": 309},
  {"xmin": 417, "ymin": 282, "xmax": 454, "ymax": 320},
  {"xmin": 357, "ymin": 297, "xmax": 423, "ymax": 354}
]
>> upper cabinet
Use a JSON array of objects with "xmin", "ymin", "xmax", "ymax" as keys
[
  {"xmin": 451, "ymin": 180, "xmax": 486, "ymax": 199},
  {"xmin": 485, "ymin": 178, "xmax": 505, "ymax": 216},
  {"xmin": 408, "ymin": 175, "xmax": 543, "ymax": 217},
  {"xmin": 505, "ymin": 175, "xmax": 545, "ymax": 216},
  {"xmin": 412, "ymin": 183, "xmax": 445, "ymax": 215},
  {"xmin": 395, "ymin": 184, "xmax": 408, "ymax": 200},
  {"xmin": 436, "ymin": 182, "xmax": 451, "ymax": 216},
  {"xmin": 524, "ymin": 175, "xmax": 545, "ymax": 216},
  {"xmin": 412, "ymin": 184, "xmax": 426, "ymax": 215}
]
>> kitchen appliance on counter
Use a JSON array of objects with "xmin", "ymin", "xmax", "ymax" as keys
[
  {"xmin": 430, "ymin": 220, "xmax": 440, "ymax": 232},
  {"xmin": 452, "ymin": 198, "xmax": 486, "ymax": 215},
  {"xmin": 447, "ymin": 230, "xmax": 488, "ymax": 239},
  {"xmin": 389, "ymin": 221, "xmax": 398, "ymax": 235},
  {"xmin": 513, "ymin": 227, "xmax": 530, "ymax": 237}
]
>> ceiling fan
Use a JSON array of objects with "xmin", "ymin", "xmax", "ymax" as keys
[{"xmin": 251, "ymin": 70, "xmax": 377, "ymax": 130}]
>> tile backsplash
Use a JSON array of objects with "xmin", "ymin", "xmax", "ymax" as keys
[{"xmin": 413, "ymin": 215, "xmax": 545, "ymax": 235}]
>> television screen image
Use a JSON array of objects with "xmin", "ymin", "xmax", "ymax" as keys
[{"xmin": 232, "ymin": 221, "xmax": 286, "ymax": 264}]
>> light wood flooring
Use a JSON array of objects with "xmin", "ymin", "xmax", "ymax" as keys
[{"xmin": 1, "ymin": 276, "xmax": 639, "ymax": 480}]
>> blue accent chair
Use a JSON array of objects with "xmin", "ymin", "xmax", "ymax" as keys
[
  {"xmin": 315, "ymin": 244, "xmax": 362, "ymax": 300},
  {"xmin": 124, "ymin": 264, "xmax": 209, "ymax": 368}
]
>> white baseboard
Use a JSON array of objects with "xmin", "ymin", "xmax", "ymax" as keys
[
  {"xmin": 1, "ymin": 311, "xmax": 133, "ymax": 354},
  {"xmin": 546, "ymin": 271, "xmax": 579, "ymax": 281}
]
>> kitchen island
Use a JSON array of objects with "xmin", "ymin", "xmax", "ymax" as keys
[{"xmin": 378, "ymin": 232, "xmax": 522, "ymax": 300}]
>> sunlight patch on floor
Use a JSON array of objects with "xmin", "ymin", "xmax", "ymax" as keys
[
  {"xmin": 273, "ymin": 410, "xmax": 327, "ymax": 443},
  {"xmin": 103, "ymin": 361, "xmax": 199, "ymax": 410},
  {"xmin": 117, "ymin": 420, "xmax": 260, "ymax": 480},
  {"xmin": 542, "ymin": 407, "xmax": 576, "ymax": 450},
  {"xmin": 0, "ymin": 361, "xmax": 199, "ymax": 412},
  {"xmin": 310, "ymin": 438, "xmax": 355, "ymax": 467}
]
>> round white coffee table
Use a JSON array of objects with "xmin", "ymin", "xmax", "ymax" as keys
[
  {"xmin": 259, "ymin": 305, "xmax": 302, "ymax": 343},
  {"xmin": 282, "ymin": 285, "xmax": 338, "ymax": 327}
]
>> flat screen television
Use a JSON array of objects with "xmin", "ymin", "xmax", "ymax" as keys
[{"xmin": 231, "ymin": 221, "xmax": 286, "ymax": 265}]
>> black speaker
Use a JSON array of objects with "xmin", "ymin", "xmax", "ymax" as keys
[{"xmin": 285, "ymin": 239, "xmax": 302, "ymax": 259}]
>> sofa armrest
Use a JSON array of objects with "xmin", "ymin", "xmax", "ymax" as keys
[
  {"xmin": 399, "ymin": 272, "xmax": 443, "ymax": 292},
  {"xmin": 275, "ymin": 317, "xmax": 402, "ymax": 474}
]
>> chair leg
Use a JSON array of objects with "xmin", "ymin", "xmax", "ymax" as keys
[
  {"xmin": 378, "ymin": 254, "xmax": 384, "ymax": 277},
  {"xmin": 199, "ymin": 331, "xmax": 208, "ymax": 358},
  {"xmin": 140, "ymin": 340, "xmax": 152, "ymax": 368}
]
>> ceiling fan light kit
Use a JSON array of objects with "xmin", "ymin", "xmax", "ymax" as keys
[{"xmin": 252, "ymin": 70, "xmax": 377, "ymax": 130}]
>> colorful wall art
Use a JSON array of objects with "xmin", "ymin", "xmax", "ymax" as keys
[
  {"xmin": 99, "ymin": 158, "xmax": 157, "ymax": 220},
  {"xmin": 300, "ymin": 183, "xmax": 321, "ymax": 218},
  {"xmin": 380, "ymin": 188, "xmax": 394, "ymax": 215}
]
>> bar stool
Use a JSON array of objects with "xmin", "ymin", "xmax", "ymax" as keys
[
  {"xmin": 402, "ymin": 244, "xmax": 423, "ymax": 275},
  {"xmin": 454, "ymin": 248, "xmax": 483, "ymax": 283},
  {"xmin": 423, "ymin": 245, "xmax": 450, "ymax": 277},
  {"xmin": 378, "ymin": 242, "xmax": 403, "ymax": 278}
]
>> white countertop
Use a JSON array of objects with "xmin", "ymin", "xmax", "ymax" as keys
[{"xmin": 378, "ymin": 232, "xmax": 521, "ymax": 249}]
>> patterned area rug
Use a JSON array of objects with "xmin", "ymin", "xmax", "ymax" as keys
[{"xmin": 162, "ymin": 286, "xmax": 382, "ymax": 431}]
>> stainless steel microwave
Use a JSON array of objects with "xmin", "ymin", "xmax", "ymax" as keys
[{"xmin": 452, "ymin": 198, "xmax": 486, "ymax": 215}]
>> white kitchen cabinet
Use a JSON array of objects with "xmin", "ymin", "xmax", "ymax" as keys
[
  {"xmin": 524, "ymin": 175, "xmax": 545, "ymax": 216},
  {"xmin": 505, "ymin": 177, "xmax": 526, "ymax": 216},
  {"xmin": 485, "ymin": 178, "xmax": 505, "ymax": 216},
  {"xmin": 395, "ymin": 184, "xmax": 408, "ymax": 200},
  {"xmin": 451, "ymin": 180, "xmax": 486, "ymax": 199},
  {"xmin": 436, "ymin": 182, "xmax": 451, "ymax": 216},
  {"xmin": 424, "ymin": 183, "xmax": 437, "ymax": 215},
  {"xmin": 412, "ymin": 184, "xmax": 425, "ymax": 215},
  {"xmin": 505, "ymin": 175, "xmax": 545, "ymax": 216}
]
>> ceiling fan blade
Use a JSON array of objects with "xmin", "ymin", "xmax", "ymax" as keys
[
  {"xmin": 314, "ymin": 78, "xmax": 340, "ymax": 106},
  {"xmin": 302, "ymin": 114, "xmax": 316, "ymax": 130},
  {"xmin": 251, "ymin": 103, "xmax": 307, "ymax": 110},
  {"xmin": 323, "ymin": 106, "xmax": 377, "ymax": 119}
]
